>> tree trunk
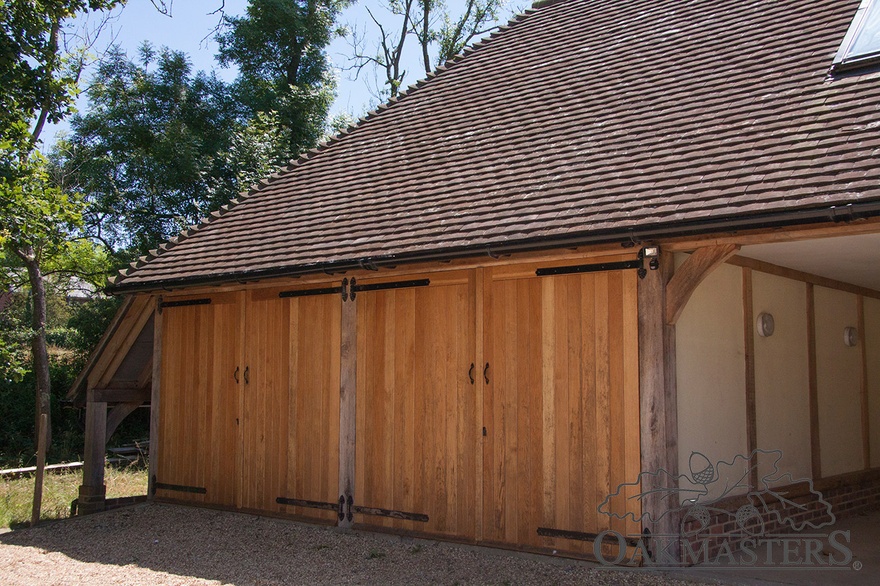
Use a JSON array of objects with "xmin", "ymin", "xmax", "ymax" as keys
[
  {"xmin": 421, "ymin": 1, "xmax": 431, "ymax": 73},
  {"xmin": 22, "ymin": 246, "xmax": 52, "ymax": 450}
]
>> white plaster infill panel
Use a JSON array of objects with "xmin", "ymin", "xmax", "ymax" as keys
[
  {"xmin": 676, "ymin": 259, "xmax": 747, "ymax": 497},
  {"xmin": 752, "ymin": 272, "xmax": 811, "ymax": 483},
  {"xmin": 815, "ymin": 286, "xmax": 863, "ymax": 477}
]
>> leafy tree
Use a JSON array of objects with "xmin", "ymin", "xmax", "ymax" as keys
[
  {"xmin": 58, "ymin": 44, "xmax": 244, "ymax": 257},
  {"xmin": 430, "ymin": 0, "xmax": 507, "ymax": 68},
  {"xmin": 0, "ymin": 147, "xmax": 102, "ymax": 446},
  {"xmin": 1, "ymin": 0, "xmax": 120, "ymax": 464},
  {"xmin": 216, "ymin": 0, "xmax": 351, "ymax": 159},
  {"xmin": 0, "ymin": 0, "xmax": 120, "ymax": 148}
]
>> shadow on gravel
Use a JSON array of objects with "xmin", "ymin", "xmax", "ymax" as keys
[{"xmin": 1, "ymin": 502, "xmax": 695, "ymax": 585}]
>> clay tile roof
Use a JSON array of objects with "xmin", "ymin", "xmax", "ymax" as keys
[{"xmin": 111, "ymin": 0, "xmax": 880, "ymax": 292}]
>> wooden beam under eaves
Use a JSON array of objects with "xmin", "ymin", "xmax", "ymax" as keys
[
  {"xmin": 88, "ymin": 387, "xmax": 150, "ymax": 404},
  {"xmin": 665, "ymin": 244, "xmax": 740, "ymax": 325}
]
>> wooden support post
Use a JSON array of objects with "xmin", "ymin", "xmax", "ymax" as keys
[
  {"xmin": 743, "ymin": 268, "xmax": 758, "ymax": 490},
  {"xmin": 859, "ymin": 296, "xmax": 870, "ymax": 469},
  {"xmin": 665, "ymin": 244, "xmax": 739, "ymax": 325},
  {"xmin": 148, "ymin": 298, "xmax": 163, "ymax": 499},
  {"xmin": 807, "ymin": 284, "xmax": 821, "ymax": 479},
  {"xmin": 31, "ymin": 413, "xmax": 48, "ymax": 526},
  {"xmin": 78, "ymin": 395, "xmax": 107, "ymax": 514},
  {"xmin": 638, "ymin": 251, "xmax": 679, "ymax": 562},
  {"xmin": 338, "ymin": 292, "xmax": 357, "ymax": 528}
]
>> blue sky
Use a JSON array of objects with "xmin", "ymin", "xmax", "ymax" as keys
[{"xmin": 46, "ymin": 0, "xmax": 523, "ymax": 144}]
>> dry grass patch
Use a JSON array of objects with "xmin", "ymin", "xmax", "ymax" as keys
[{"xmin": 0, "ymin": 465, "xmax": 148, "ymax": 529}]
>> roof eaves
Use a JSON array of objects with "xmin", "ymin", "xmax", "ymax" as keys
[{"xmin": 107, "ymin": 200, "xmax": 880, "ymax": 295}]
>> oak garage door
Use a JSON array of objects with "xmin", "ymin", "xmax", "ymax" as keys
[
  {"xmin": 482, "ymin": 262, "xmax": 642, "ymax": 554},
  {"xmin": 155, "ymin": 293, "xmax": 240, "ymax": 506},
  {"xmin": 156, "ymin": 286, "xmax": 341, "ymax": 523},
  {"xmin": 354, "ymin": 271, "xmax": 479, "ymax": 538},
  {"xmin": 155, "ymin": 257, "xmax": 642, "ymax": 555},
  {"xmin": 242, "ymin": 287, "xmax": 341, "ymax": 522}
]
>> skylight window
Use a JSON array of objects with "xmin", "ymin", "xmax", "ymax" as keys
[{"xmin": 833, "ymin": 0, "xmax": 880, "ymax": 71}]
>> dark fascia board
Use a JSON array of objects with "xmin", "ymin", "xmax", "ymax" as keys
[{"xmin": 108, "ymin": 201, "xmax": 880, "ymax": 295}]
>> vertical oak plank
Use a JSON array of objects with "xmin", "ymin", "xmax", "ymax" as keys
[
  {"xmin": 807, "ymin": 284, "xmax": 821, "ymax": 479},
  {"xmin": 622, "ymin": 272, "xmax": 642, "ymax": 539},
  {"xmin": 474, "ymin": 270, "xmax": 485, "ymax": 541}
]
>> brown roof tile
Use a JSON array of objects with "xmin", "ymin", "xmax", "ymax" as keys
[{"xmin": 112, "ymin": 0, "xmax": 880, "ymax": 291}]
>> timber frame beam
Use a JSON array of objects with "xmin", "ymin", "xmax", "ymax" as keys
[{"xmin": 665, "ymin": 244, "xmax": 740, "ymax": 325}]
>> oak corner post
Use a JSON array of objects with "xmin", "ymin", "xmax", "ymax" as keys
[
  {"xmin": 148, "ymin": 296, "xmax": 163, "ymax": 500},
  {"xmin": 78, "ymin": 390, "xmax": 108, "ymax": 514},
  {"xmin": 637, "ymin": 251, "xmax": 680, "ymax": 558}
]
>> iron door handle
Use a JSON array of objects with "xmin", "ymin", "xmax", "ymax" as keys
[
  {"xmin": 483, "ymin": 362, "xmax": 490, "ymax": 384},
  {"xmin": 468, "ymin": 363, "xmax": 475, "ymax": 385},
  {"xmin": 244, "ymin": 366, "xmax": 249, "ymax": 385},
  {"xmin": 234, "ymin": 366, "xmax": 240, "ymax": 384}
]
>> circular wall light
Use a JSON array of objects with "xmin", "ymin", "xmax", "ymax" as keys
[
  {"xmin": 756, "ymin": 312, "xmax": 775, "ymax": 337},
  {"xmin": 844, "ymin": 327, "xmax": 858, "ymax": 347}
]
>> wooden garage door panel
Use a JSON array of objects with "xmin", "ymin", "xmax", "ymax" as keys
[
  {"xmin": 156, "ymin": 294, "xmax": 239, "ymax": 506},
  {"xmin": 242, "ymin": 291, "xmax": 341, "ymax": 521},
  {"xmin": 355, "ymin": 274, "xmax": 478, "ymax": 538},
  {"xmin": 240, "ymin": 295, "xmax": 289, "ymax": 512},
  {"xmin": 483, "ymin": 268, "xmax": 641, "ymax": 554},
  {"xmin": 285, "ymin": 294, "xmax": 341, "ymax": 522}
]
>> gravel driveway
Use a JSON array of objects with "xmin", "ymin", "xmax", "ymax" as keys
[{"xmin": 0, "ymin": 503, "xmax": 717, "ymax": 585}]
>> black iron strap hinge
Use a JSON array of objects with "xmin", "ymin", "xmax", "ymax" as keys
[
  {"xmin": 341, "ymin": 278, "xmax": 356, "ymax": 302},
  {"xmin": 338, "ymin": 493, "xmax": 354, "ymax": 522},
  {"xmin": 152, "ymin": 475, "xmax": 207, "ymax": 496},
  {"xmin": 157, "ymin": 297, "xmax": 211, "ymax": 314},
  {"xmin": 341, "ymin": 277, "xmax": 430, "ymax": 302},
  {"xmin": 535, "ymin": 260, "xmax": 641, "ymax": 278},
  {"xmin": 279, "ymin": 285, "xmax": 343, "ymax": 299},
  {"xmin": 535, "ymin": 247, "xmax": 660, "ymax": 280}
]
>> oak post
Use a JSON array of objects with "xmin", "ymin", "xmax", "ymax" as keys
[
  {"xmin": 638, "ymin": 250, "xmax": 679, "ymax": 561},
  {"xmin": 858, "ymin": 296, "xmax": 870, "ymax": 469},
  {"xmin": 148, "ymin": 298, "xmax": 163, "ymax": 499},
  {"xmin": 78, "ymin": 394, "xmax": 107, "ymax": 514},
  {"xmin": 807, "ymin": 284, "xmax": 821, "ymax": 479},
  {"xmin": 743, "ymin": 268, "xmax": 758, "ymax": 489},
  {"xmin": 338, "ymin": 291, "xmax": 357, "ymax": 528}
]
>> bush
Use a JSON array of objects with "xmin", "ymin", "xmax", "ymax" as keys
[{"xmin": 0, "ymin": 296, "xmax": 127, "ymax": 469}]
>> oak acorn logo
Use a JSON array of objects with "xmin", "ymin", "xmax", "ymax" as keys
[{"xmin": 594, "ymin": 449, "xmax": 850, "ymax": 568}]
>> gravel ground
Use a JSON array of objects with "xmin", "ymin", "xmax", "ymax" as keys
[{"xmin": 0, "ymin": 503, "xmax": 719, "ymax": 585}]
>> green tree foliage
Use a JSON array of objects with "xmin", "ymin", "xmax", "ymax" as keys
[
  {"xmin": 58, "ymin": 44, "xmax": 245, "ymax": 257},
  {"xmin": 432, "ymin": 0, "xmax": 507, "ymax": 67},
  {"xmin": 1, "ymin": 0, "xmax": 120, "ymax": 460},
  {"xmin": 217, "ymin": 0, "xmax": 351, "ymax": 159},
  {"xmin": 0, "ymin": 0, "xmax": 120, "ymax": 148}
]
